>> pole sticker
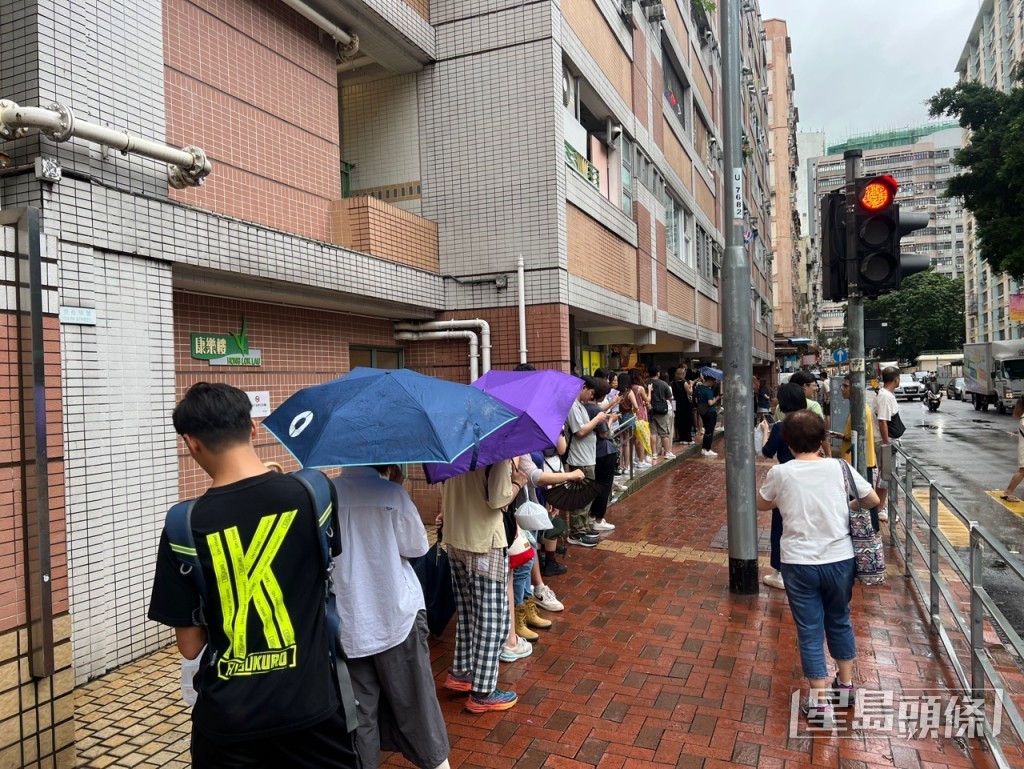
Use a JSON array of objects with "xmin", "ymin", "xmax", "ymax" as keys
[
  {"xmin": 732, "ymin": 168, "xmax": 743, "ymax": 220},
  {"xmin": 851, "ymin": 358, "xmax": 866, "ymax": 373}
]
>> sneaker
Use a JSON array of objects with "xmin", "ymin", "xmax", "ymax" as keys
[
  {"xmin": 466, "ymin": 689, "xmax": 518, "ymax": 713},
  {"xmin": 802, "ymin": 700, "xmax": 837, "ymax": 729},
  {"xmin": 762, "ymin": 571, "xmax": 785, "ymax": 590},
  {"xmin": 443, "ymin": 671, "xmax": 473, "ymax": 692},
  {"xmin": 567, "ymin": 533, "xmax": 599, "ymax": 547},
  {"xmin": 614, "ymin": 468, "xmax": 625, "ymax": 476},
  {"xmin": 613, "ymin": 482, "xmax": 628, "ymax": 492},
  {"xmin": 828, "ymin": 676, "xmax": 855, "ymax": 706},
  {"xmin": 591, "ymin": 519, "xmax": 615, "ymax": 531},
  {"xmin": 499, "ymin": 636, "xmax": 533, "ymax": 662},
  {"xmin": 877, "ymin": 510, "xmax": 889, "ymax": 522},
  {"xmin": 534, "ymin": 584, "xmax": 564, "ymax": 612},
  {"xmin": 701, "ymin": 449, "xmax": 718, "ymax": 457},
  {"xmin": 663, "ymin": 451, "xmax": 676, "ymax": 460}
]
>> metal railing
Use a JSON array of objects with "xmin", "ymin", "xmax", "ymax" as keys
[{"xmin": 889, "ymin": 443, "xmax": 1024, "ymax": 767}]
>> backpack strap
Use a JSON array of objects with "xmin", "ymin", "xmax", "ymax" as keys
[
  {"xmin": 165, "ymin": 498, "xmax": 208, "ymax": 628},
  {"xmin": 292, "ymin": 468, "xmax": 359, "ymax": 733}
]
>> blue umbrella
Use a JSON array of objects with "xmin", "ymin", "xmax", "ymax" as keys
[
  {"xmin": 262, "ymin": 368, "xmax": 518, "ymax": 468},
  {"xmin": 422, "ymin": 369, "xmax": 583, "ymax": 484},
  {"xmin": 700, "ymin": 366, "xmax": 724, "ymax": 381}
]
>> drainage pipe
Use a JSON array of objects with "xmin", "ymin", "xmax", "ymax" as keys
[
  {"xmin": 517, "ymin": 255, "xmax": 527, "ymax": 364},
  {"xmin": 394, "ymin": 330, "xmax": 479, "ymax": 382},
  {"xmin": 395, "ymin": 319, "xmax": 491, "ymax": 374},
  {"xmin": 280, "ymin": 0, "xmax": 359, "ymax": 57},
  {"xmin": 0, "ymin": 100, "xmax": 211, "ymax": 188}
]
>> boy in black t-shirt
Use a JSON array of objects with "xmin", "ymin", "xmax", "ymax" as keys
[{"xmin": 148, "ymin": 383, "xmax": 357, "ymax": 768}]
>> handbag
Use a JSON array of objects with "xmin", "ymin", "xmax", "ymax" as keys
[
  {"xmin": 839, "ymin": 459, "xmax": 886, "ymax": 585},
  {"xmin": 887, "ymin": 411, "xmax": 907, "ymax": 439},
  {"xmin": 408, "ymin": 525, "xmax": 456, "ymax": 637}
]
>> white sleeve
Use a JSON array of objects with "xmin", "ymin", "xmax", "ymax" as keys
[
  {"xmin": 848, "ymin": 463, "xmax": 873, "ymax": 499},
  {"xmin": 759, "ymin": 465, "xmax": 780, "ymax": 503},
  {"xmin": 393, "ymin": 489, "xmax": 429, "ymax": 559}
]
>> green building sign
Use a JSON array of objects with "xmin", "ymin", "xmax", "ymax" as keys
[{"xmin": 190, "ymin": 318, "xmax": 262, "ymax": 366}]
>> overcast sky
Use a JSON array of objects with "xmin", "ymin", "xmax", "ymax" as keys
[{"xmin": 759, "ymin": 0, "xmax": 981, "ymax": 146}]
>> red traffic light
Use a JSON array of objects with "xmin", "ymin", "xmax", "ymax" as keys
[{"xmin": 857, "ymin": 175, "xmax": 897, "ymax": 212}]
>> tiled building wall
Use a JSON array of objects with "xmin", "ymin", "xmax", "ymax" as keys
[
  {"xmin": 1, "ymin": 227, "xmax": 75, "ymax": 767},
  {"xmin": 668, "ymin": 274, "xmax": 697, "ymax": 322},
  {"xmin": 329, "ymin": 198, "xmax": 439, "ymax": 273},
  {"xmin": 0, "ymin": 0, "xmax": 168, "ymax": 198},
  {"xmin": 342, "ymin": 74, "xmax": 423, "ymax": 215},
  {"xmin": 173, "ymin": 293, "xmax": 398, "ymax": 498},
  {"xmin": 164, "ymin": 0, "xmax": 341, "ymax": 241},
  {"xmin": 422, "ymin": 5, "xmax": 563, "ymax": 290},
  {"xmin": 62, "ymin": 252, "xmax": 177, "ymax": 683},
  {"xmin": 566, "ymin": 204, "xmax": 637, "ymax": 298},
  {"xmin": 562, "ymin": 0, "xmax": 632, "ymax": 103}
]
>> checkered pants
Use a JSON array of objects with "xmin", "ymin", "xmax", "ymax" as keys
[{"xmin": 447, "ymin": 545, "xmax": 509, "ymax": 696}]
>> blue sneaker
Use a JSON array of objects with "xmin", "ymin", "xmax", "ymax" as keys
[{"xmin": 466, "ymin": 689, "xmax": 518, "ymax": 713}]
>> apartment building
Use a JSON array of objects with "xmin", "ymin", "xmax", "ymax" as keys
[
  {"xmin": 796, "ymin": 131, "xmax": 825, "ymax": 340},
  {"xmin": 764, "ymin": 19, "xmax": 801, "ymax": 343},
  {"xmin": 958, "ymin": 0, "xmax": 1024, "ymax": 342},
  {"xmin": 810, "ymin": 123, "xmax": 964, "ymax": 345},
  {"xmin": 0, "ymin": 0, "xmax": 778, "ymax": 761}
]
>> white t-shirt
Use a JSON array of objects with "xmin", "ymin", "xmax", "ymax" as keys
[
  {"xmin": 759, "ymin": 458, "xmax": 872, "ymax": 565},
  {"xmin": 873, "ymin": 387, "xmax": 899, "ymax": 442},
  {"xmin": 332, "ymin": 468, "xmax": 429, "ymax": 658}
]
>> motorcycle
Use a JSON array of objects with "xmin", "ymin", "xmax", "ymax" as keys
[{"xmin": 925, "ymin": 389, "xmax": 942, "ymax": 412}]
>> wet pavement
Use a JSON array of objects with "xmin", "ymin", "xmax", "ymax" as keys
[{"xmin": 74, "ymin": 437, "xmax": 1024, "ymax": 768}]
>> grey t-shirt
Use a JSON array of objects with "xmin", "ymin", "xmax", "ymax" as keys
[{"xmin": 566, "ymin": 400, "xmax": 597, "ymax": 467}]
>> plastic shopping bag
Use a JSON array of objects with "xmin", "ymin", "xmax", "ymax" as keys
[{"xmin": 634, "ymin": 419, "xmax": 652, "ymax": 456}]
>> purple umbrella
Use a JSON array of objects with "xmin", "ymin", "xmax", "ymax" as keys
[{"xmin": 423, "ymin": 369, "xmax": 584, "ymax": 484}]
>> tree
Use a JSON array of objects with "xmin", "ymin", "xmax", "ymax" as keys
[
  {"xmin": 929, "ymin": 67, "xmax": 1024, "ymax": 277},
  {"xmin": 862, "ymin": 273, "xmax": 965, "ymax": 362}
]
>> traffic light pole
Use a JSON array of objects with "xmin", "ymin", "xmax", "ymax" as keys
[
  {"xmin": 844, "ymin": 150, "xmax": 867, "ymax": 476},
  {"xmin": 721, "ymin": 0, "xmax": 758, "ymax": 595}
]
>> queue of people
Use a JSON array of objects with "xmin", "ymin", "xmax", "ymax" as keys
[{"xmin": 151, "ymin": 365, "xmax": 887, "ymax": 768}]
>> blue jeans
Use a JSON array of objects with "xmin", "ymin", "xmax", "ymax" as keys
[
  {"xmin": 512, "ymin": 556, "xmax": 534, "ymax": 605},
  {"xmin": 779, "ymin": 558, "xmax": 856, "ymax": 680}
]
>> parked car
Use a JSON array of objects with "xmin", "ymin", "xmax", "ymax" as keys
[
  {"xmin": 894, "ymin": 373, "xmax": 924, "ymax": 402},
  {"xmin": 946, "ymin": 377, "xmax": 965, "ymax": 400}
]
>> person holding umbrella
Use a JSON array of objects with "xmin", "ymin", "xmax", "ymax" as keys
[{"xmin": 440, "ymin": 459, "xmax": 527, "ymax": 712}]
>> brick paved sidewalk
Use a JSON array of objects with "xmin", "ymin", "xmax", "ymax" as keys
[{"xmin": 75, "ymin": 443, "xmax": 1024, "ymax": 768}]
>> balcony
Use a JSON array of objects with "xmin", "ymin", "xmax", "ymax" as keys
[
  {"xmin": 329, "ymin": 196, "xmax": 439, "ymax": 274},
  {"xmin": 565, "ymin": 142, "xmax": 600, "ymax": 190}
]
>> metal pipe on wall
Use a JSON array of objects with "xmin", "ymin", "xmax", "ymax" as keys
[
  {"xmin": 394, "ymin": 330, "xmax": 479, "ymax": 382},
  {"xmin": 0, "ymin": 100, "xmax": 211, "ymax": 188},
  {"xmin": 517, "ymin": 255, "xmax": 527, "ymax": 365},
  {"xmin": 395, "ymin": 319, "xmax": 491, "ymax": 374}
]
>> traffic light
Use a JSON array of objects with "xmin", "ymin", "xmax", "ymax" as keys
[
  {"xmin": 853, "ymin": 175, "xmax": 931, "ymax": 296},
  {"xmin": 819, "ymin": 190, "xmax": 846, "ymax": 301}
]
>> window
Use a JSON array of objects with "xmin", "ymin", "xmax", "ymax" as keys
[
  {"xmin": 621, "ymin": 136, "xmax": 634, "ymax": 214},
  {"xmin": 666, "ymin": 197, "xmax": 679, "ymax": 258},
  {"xmin": 350, "ymin": 346, "xmax": 403, "ymax": 369},
  {"xmin": 662, "ymin": 47, "xmax": 689, "ymax": 130}
]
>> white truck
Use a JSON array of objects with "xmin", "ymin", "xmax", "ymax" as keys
[{"xmin": 963, "ymin": 342, "xmax": 1024, "ymax": 413}]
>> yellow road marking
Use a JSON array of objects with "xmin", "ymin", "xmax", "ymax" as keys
[
  {"xmin": 596, "ymin": 538, "xmax": 772, "ymax": 566},
  {"xmin": 913, "ymin": 489, "xmax": 970, "ymax": 548},
  {"xmin": 985, "ymin": 489, "xmax": 1024, "ymax": 518}
]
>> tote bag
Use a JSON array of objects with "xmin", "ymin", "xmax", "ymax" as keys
[{"xmin": 839, "ymin": 460, "xmax": 886, "ymax": 585}]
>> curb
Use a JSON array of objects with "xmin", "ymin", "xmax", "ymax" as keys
[{"xmin": 612, "ymin": 428, "xmax": 726, "ymax": 503}]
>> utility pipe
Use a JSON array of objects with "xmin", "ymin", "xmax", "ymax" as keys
[
  {"xmin": 0, "ymin": 100, "xmax": 211, "ymax": 188},
  {"xmin": 517, "ymin": 255, "xmax": 527, "ymax": 364},
  {"xmin": 280, "ymin": 0, "xmax": 359, "ymax": 53},
  {"xmin": 394, "ymin": 330, "xmax": 479, "ymax": 382},
  {"xmin": 395, "ymin": 319, "xmax": 491, "ymax": 373}
]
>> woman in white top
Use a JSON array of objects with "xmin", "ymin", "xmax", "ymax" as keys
[{"xmin": 757, "ymin": 410, "xmax": 879, "ymax": 730}]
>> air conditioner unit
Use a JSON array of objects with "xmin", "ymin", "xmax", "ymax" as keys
[{"xmin": 645, "ymin": 2, "xmax": 665, "ymax": 22}]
